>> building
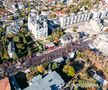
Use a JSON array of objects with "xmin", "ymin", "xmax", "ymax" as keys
[
  {"xmin": 89, "ymin": 19, "xmax": 104, "ymax": 33},
  {"xmin": 53, "ymin": 57, "xmax": 64, "ymax": 64},
  {"xmin": 28, "ymin": 13, "xmax": 48, "ymax": 40},
  {"xmin": 0, "ymin": 0, "xmax": 4, "ymax": 7},
  {"xmin": 60, "ymin": 32, "xmax": 80, "ymax": 46},
  {"xmin": 60, "ymin": 33, "xmax": 72, "ymax": 46},
  {"xmin": 3, "ymin": 0, "xmax": 24, "ymax": 13},
  {"xmin": 45, "ymin": 42, "xmax": 55, "ymax": 50},
  {"xmin": 0, "ymin": 77, "xmax": 11, "ymax": 90},
  {"xmin": 0, "ymin": 8, "xmax": 11, "ymax": 17},
  {"xmin": 6, "ymin": 22, "xmax": 20, "ymax": 35},
  {"xmin": 89, "ymin": 32, "xmax": 108, "ymax": 56},
  {"xmin": 68, "ymin": 51, "xmax": 75, "ymax": 59},
  {"xmin": 59, "ymin": 9, "xmax": 108, "ymax": 28},
  {"xmin": 88, "ymin": 69, "xmax": 108, "ymax": 86},
  {"xmin": 103, "ymin": 0, "xmax": 108, "ymax": 4},
  {"xmin": 24, "ymin": 71, "xmax": 65, "ymax": 90},
  {"xmin": 8, "ymin": 42, "xmax": 15, "ymax": 58}
]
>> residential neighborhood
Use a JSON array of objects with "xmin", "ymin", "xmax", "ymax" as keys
[{"xmin": 0, "ymin": 0, "xmax": 108, "ymax": 90}]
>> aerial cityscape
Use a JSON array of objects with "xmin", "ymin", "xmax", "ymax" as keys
[{"xmin": 0, "ymin": 0, "xmax": 108, "ymax": 90}]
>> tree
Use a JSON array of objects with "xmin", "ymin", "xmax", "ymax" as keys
[
  {"xmin": 8, "ymin": 16, "xmax": 14, "ymax": 20},
  {"xmin": 70, "ymin": 5, "xmax": 80, "ymax": 13},
  {"xmin": 63, "ymin": 65, "xmax": 75, "ymax": 77},
  {"xmin": 27, "ymin": 47, "xmax": 32, "ymax": 57},
  {"xmin": 66, "ymin": 59, "xmax": 71, "ymax": 65},
  {"xmin": 51, "ymin": 28, "xmax": 64, "ymax": 43},
  {"xmin": 23, "ymin": 37, "xmax": 27, "ymax": 44},
  {"xmin": 81, "ymin": 0, "xmax": 93, "ymax": 9},
  {"xmin": 13, "ymin": 52, "xmax": 18, "ymax": 60},
  {"xmin": 13, "ymin": 35, "xmax": 20, "ymax": 42},
  {"xmin": 36, "ymin": 65, "xmax": 45, "ymax": 73},
  {"xmin": 2, "ymin": 51, "xmax": 9, "ymax": 60},
  {"xmin": 16, "ymin": 43, "xmax": 24, "ymax": 50},
  {"xmin": 72, "ymin": 26, "xmax": 77, "ymax": 32},
  {"xmin": 49, "ymin": 14, "xmax": 57, "ymax": 19},
  {"xmin": 7, "ymin": 32, "xmax": 14, "ymax": 38},
  {"xmin": 51, "ymin": 62, "xmax": 59, "ymax": 70}
]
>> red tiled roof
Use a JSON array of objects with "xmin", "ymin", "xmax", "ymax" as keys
[
  {"xmin": 0, "ymin": 77, "xmax": 11, "ymax": 90},
  {"xmin": 48, "ymin": 0, "xmax": 53, "ymax": 2}
]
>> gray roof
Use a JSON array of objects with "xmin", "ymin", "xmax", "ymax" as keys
[
  {"xmin": 24, "ymin": 71, "xmax": 65, "ymax": 90},
  {"xmin": 8, "ymin": 42, "xmax": 15, "ymax": 53},
  {"xmin": 6, "ymin": 23, "xmax": 20, "ymax": 35},
  {"xmin": 61, "ymin": 33, "xmax": 72, "ymax": 41},
  {"xmin": 29, "ymin": 75, "xmax": 42, "ymax": 84},
  {"xmin": 29, "ymin": 13, "xmax": 47, "ymax": 29},
  {"xmin": 53, "ymin": 57, "xmax": 64, "ymax": 63},
  {"xmin": 93, "ymin": 73, "xmax": 108, "ymax": 85}
]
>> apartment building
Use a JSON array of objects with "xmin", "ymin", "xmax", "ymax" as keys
[
  {"xmin": 59, "ymin": 9, "xmax": 108, "ymax": 28},
  {"xmin": 90, "ymin": 32, "xmax": 108, "ymax": 56},
  {"xmin": 28, "ymin": 13, "xmax": 48, "ymax": 40},
  {"xmin": 3, "ymin": 0, "xmax": 24, "ymax": 13}
]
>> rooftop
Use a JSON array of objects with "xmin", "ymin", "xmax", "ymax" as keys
[
  {"xmin": 0, "ymin": 77, "xmax": 11, "ymax": 90},
  {"xmin": 24, "ymin": 71, "xmax": 65, "ymax": 90},
  {"xmin": 6, "ymin": 23, "xmax": 20, "ymax": 35},
  {"xmin": 29, "ymin": 13, "xmax": 47, "ymax": 29}
]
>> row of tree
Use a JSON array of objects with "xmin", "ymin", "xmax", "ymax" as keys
[{"xmin": 0, "ymin": 25, "xmax": 45, "ymax": 62}]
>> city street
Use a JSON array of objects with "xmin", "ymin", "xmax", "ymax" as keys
[{"xmin": 0, "ymin": 40, "xmax": 90, "ymax": 77}]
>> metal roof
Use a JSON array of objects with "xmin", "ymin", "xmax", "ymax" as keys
[{"xmin": 24, "ymin": 71, "xmax": 65, "ymax": 90}]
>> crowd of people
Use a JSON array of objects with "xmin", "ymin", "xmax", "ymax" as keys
[{"xmin": 0, "ymin": 40, "xmax": 90, "ymax": 79}]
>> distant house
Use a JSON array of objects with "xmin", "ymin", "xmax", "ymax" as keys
[
  {"xmin": 8, "ymin": 42, "xmax": 15, "ymax": 58},
  {"xmin": 0, "ymin": 0, "xmax": 3, "ymax": 7},
  {"xmin": 45, "ymin": 42, "xmax": 55, "ymax": 50},
  {"xmin": 93, "ymin": 73, "xmax": 108, "ymax": 86},
  {"xmin": 0, "ymin": 77, "xmax": 11, "ymax": 90},
  {"xmin": 68, "ymin": 52, "xmax": 75, "ymax": 59},
  {"xmin": 6, "ymin": 23, "xmax": 20, "ymax": 35},
  {"xmin": 24, "ymin": 71, "xmax": 65, "ymax": 90},
  {"xmin": 88, "ymin": 69, "xmax": 108, "ymax": 86},
  {"xmin": 3, "ymin": 0, "xmax": 24, "ymax": 13},
  {"xmin": 53, "ymin": 57, "xmax": 64, "ymax": 64},
  {"xmin": 60, "ymin": 33, "xmax": 72, "ymax": 46},
  {"xmin": 60, "ymin": 32, "xmax": 80, "ymax": 46}
]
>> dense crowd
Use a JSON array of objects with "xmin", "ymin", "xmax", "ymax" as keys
[{"xmin": 0, "ymin": 40, "xmax": 90, "ymax": 79}]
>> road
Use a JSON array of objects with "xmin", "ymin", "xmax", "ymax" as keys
[{"xmin": 0, "ymin": 40, "xmax": 90, "ymax": 77}]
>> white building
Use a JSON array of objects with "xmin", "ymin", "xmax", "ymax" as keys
[
  {"xmin": 6, "ymin": 22, "xmax": 20, "ymax": 35},
  {"xmin": 60, "ymin": 32, "xmax": 80, "ymax": 46},
  {"xmin": 60, "ymin": 33, "xmax": 72, "ymax": 46},
  {"xmin": 28, "ymin": 13, "xmax": 48, "ymax": 40},
  {"xmin": 59, "ymin": 9, "xmax": 108, "ymax": 28},
  {"xmin": 8, "ymin": 42, "xmax": 15, "ymax": 58},
  {"xmin": 89, "ymin": 32, "xmax": 108, "ymax": 56},
  {"xmin": 89, "ymin": 19, "xmax": 103, "ymax": 33},
  {"xmin": 3, "ymin": 0, "xmax": 24, "ymax": 13}
]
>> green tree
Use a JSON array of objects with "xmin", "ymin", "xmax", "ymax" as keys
[
  {"xmin": 8, "ymin": 16, "xmax": 14, "ymax": 20},
  {"xmin": 49, "ymin": 14, "xmax": 57, "ymax": 19},
  {"xmin": 63, "ymin": 65, "xmax": 75, "ymax": 77},
  {"xmin": 27, "ymin": 47, "xmax": 32, "ymax": 57},
  {"xmin": 13, "ymin": 52, "xmax": 18, "ymax": 60},
  {"xmin": 51, "ymin": 62, "xmax": 59, "ymax": 70},
  {"xmin": 66, "ymin": 59, "xmax": 71, "ymax": 65},
  {"xmin": 13, "ymin": 35, "xmax": 20, "ymax": 42},
  {"xmin": 16, "ymin": 43, "xmax": 24, "ymax": 50},
  {"xmin": 7, "ymin": 32, "xmax": 14, "ymax": 38},
  {"xmin": 3, "ymin": 51, "xmax": 9, "ymax": 60},
  {"xmin": 23, "ymin": 37, "xmax": 27, "ymax": 44}
]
